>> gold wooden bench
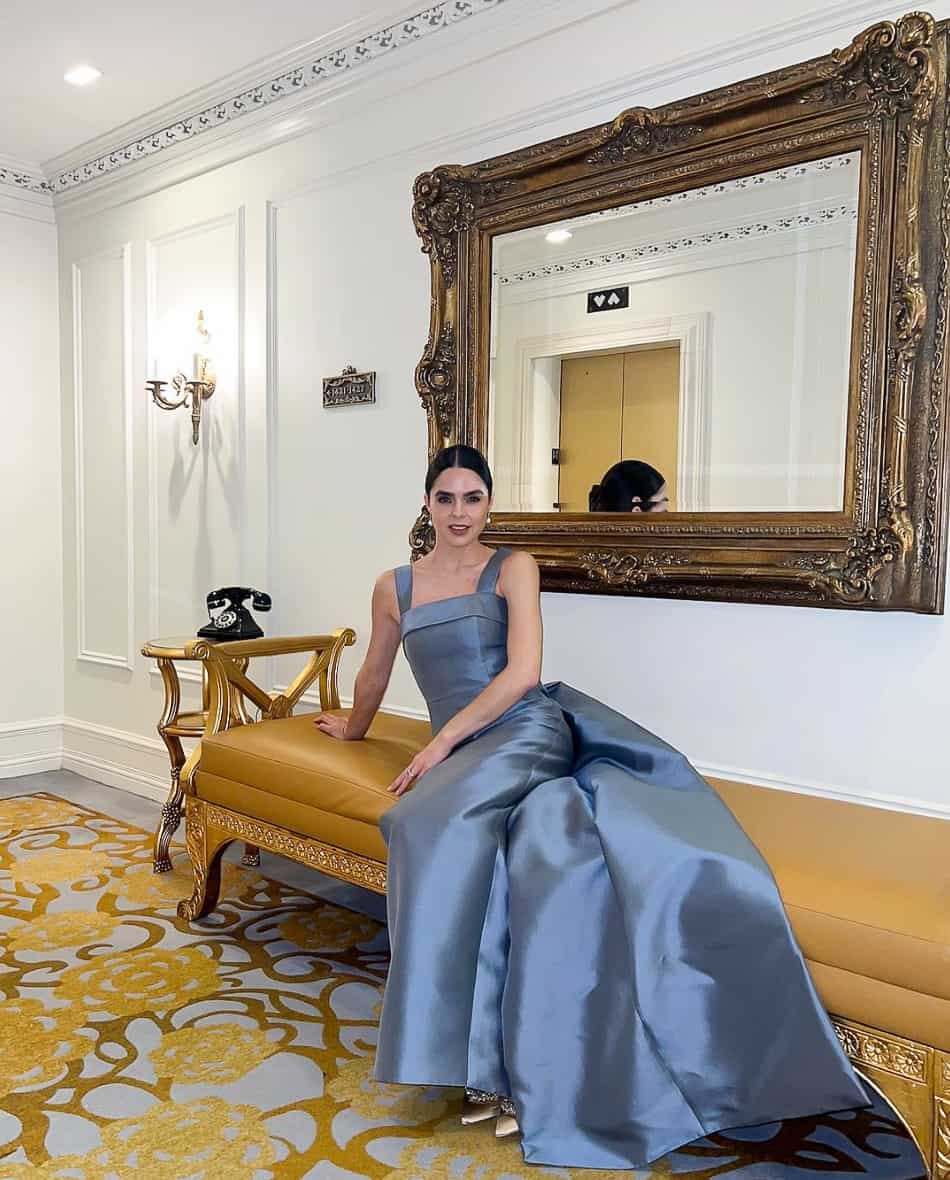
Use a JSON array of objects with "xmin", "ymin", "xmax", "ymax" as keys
[{"xmin": 177, "ymin": 633, "xmax": 949, "ymax": 1178}]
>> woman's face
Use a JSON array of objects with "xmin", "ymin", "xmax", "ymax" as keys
[
  {"xmin": 426, "ymin": 467, "xmax": 491, "ymax": 547},
  {"xmin": 631, "ymin": 482, "xmax": 670, "ymax": 512}
]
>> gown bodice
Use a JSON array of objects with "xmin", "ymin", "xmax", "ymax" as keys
[{"xmin": 395, "ymin": 546, "xmax": 546, "ymax": 734}]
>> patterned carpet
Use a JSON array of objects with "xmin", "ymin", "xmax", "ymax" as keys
[{"xmin": 0, "ymin": 793, "xmax": 927, "ymax": 1179}]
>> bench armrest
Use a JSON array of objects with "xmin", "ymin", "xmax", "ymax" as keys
[{"xmin": 180, "ymin": 627, "xmax": 356, "ymax": 792}]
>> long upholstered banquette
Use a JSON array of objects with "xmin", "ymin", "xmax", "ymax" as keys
[{"xmin": 176, "ymin": 632, "xmax": 949, "ymax": 1178}]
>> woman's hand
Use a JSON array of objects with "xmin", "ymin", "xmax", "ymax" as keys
[
  {"xmin": 313, "ymin": 714, "xmax": 350, "ymax": 741},
  {"xmin": 387, "ymin": 734, "xmax": 453, "ymax": 796}
]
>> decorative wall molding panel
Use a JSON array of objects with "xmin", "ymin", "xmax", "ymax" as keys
[
  {"xmin": 145, "ymin": 210, "xmax": 246, "ymax": 663},
  {"xmin": 72, "ymin": 244, "xmax": 135, "ymax": 671},
  {"xmin": 265, "ymin": 201, "xmax": 281, "ymax": 640}
]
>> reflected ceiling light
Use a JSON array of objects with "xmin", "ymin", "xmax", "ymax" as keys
[
  {"xmin": 64, "ymin": 64, "xmax": 102, "ymax": 86},
  {"xmin": 545, "ymin": 228, "xmax": 573, "ymax": 244}
]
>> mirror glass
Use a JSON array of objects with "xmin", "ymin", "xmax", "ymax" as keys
[{"xmin": 487, "ymin": 151, "xmax": 860, "ymax": 514}]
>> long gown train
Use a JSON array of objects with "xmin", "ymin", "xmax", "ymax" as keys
[{"xmin": 373, "ymin": 547, "xmax": 869, "ymax": 1169}]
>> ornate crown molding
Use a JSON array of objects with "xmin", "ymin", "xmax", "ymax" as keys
[
  {"xmin": 0, "ymin": 0, "xmax": 509, "ymax": 200},
  {"xmin": 0, "ymin": 166, "xmax": 51, "ymax": 196}
]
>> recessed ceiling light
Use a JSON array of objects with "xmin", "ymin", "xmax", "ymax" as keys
[
  {"xmin": 65, "ymin": 65, "xmax": 102, "ymax": 87},
  {"xmin": 545, "ymin": 228, "xmax": 573, "ymax": 244}
]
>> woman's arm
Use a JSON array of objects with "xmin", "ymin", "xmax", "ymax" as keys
[
  {"xmin": 314, "ymin": 570, "xmax": 401, "ymax": 740},
  {"xmin": 387, "ymin": 550, "xmax": 542, "ymax": 795}
]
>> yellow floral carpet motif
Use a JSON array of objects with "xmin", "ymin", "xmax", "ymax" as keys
[{"xmin": 0, "ymin": 794, "xmax": 926, "ymax": 1180}]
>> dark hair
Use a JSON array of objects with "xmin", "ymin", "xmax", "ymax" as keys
[
  {"xmin": 589, "ymin": 460, "xmax": 665, "ymax": 512},
  {"xmin": 425, "ymin": 445, "xmax": 493, "ymax": 497}
]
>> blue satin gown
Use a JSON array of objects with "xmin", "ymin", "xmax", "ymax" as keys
[{"xmin": 373, "ymin": 546, "xmax": 870, "ymax": 1170}]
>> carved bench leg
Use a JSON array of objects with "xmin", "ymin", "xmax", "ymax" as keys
[{"xmin": 178, "ymin": 799, "xmax": 231, "ymax": 922}]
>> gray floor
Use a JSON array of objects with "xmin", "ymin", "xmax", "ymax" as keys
[{"xmin": 0, "ymin": 769, "xmax": 387, "ymax": 923}]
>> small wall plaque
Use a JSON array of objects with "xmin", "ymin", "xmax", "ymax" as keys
[
  {"xmin": 587, "ymin": 286, "xmax": 629, "ymax": 313},
  {"xmin": 323, "ymin": 365, "xmax": 376, "ymax": 408}
]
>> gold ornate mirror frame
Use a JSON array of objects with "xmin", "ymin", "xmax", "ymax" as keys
[{"xmin": 410, "ymin": 12, "xmax": 950, "ymax": 612}]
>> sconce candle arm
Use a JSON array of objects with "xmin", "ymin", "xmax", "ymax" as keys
[
  {"xmin": 145, "ymin": 310, "xmax": 217, "ymax": 446},
  {"xmin": 146, "ymin": 378, "xmax": 188, "ymax": 412}
]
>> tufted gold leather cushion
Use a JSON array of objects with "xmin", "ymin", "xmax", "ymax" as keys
[{"xmin": 195, "ymin": 711, "xmax": 949, "ymax": 1050}]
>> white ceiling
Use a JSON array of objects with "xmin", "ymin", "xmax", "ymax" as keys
[{"xmin": 0, "ymin": 0, "xmax": 419, "ymax": 170}]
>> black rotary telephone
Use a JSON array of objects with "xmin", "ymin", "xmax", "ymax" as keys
[{"xmin": 197, "ymin": 587, "xmax": 272, "ymax": 640}]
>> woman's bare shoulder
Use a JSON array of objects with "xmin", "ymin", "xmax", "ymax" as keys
[
  {"xmin": 500, "ymin": 547, "xmax": 537, "ymax": 572},
  {"xmin": 372, "ymin": 568, "xmax": 400, "ymax": 610},
  {"xmin": 375, "ymin": 566, "xmax": 399, "ymax": 587},
  {"xmin": 497, "ymin": 548, "xmax": 539, "ymax": 590}
]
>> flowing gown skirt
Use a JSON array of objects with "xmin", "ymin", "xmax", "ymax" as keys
[{"xmin": 373, "ymin": 682, "xmax": 870, "ymax": 1170}]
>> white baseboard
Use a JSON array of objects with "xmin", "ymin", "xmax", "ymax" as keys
[
  {"xmin": 1, "ymin": 713, "xmax": 945, "ymax": 821},
  {"xmin": 697, "ymin": 761, "xmax": 950, "ymax": 821},
  {"xmin": 61, "ymin": 718, "xmax": 171, "ymax": 804},
  {"xmin": 0, "ymin": 718, "xmax": 63, "ymax": 779},
  {"xmin": 60, "ymin": 752, "xmax": 168, "ymax": 804}
]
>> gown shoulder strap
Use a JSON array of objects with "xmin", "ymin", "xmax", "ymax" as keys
[
  {"xmin": 393, "ymin": 564, "xmax": 413, "ymax": 616},
  {"xmin": 477, "ymin": 547, "xmax": 511, "ymax": 594}
]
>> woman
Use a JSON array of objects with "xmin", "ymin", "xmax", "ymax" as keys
[
  {"xmin": 589, "ymin": 458, "xmax": 670, "ymax": 511},
  {"xmin": 314, "ymin": 445, "xmax": 869, "ymax": 1170}
]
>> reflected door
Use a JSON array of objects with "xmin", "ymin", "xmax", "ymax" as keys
[
  {"xmin": 558, "ymin": 345, "xmax": 680, "ymax": 511},
  {"xmin": 621, "ymin": 345, "xmax": 679, "ymax": 509},
  {"xmin": 558, "ymin": 353, "xmax": 623, "ymax": 510}
]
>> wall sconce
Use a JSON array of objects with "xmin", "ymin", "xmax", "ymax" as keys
[{"xmin": 146, "ymin": 310, "xmax": 217, "ymax": 445}]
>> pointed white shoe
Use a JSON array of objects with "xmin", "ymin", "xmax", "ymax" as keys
[
  {"xmin": 461, "ymin": 1088, "xmax": 501, "ymax": 1124},
  {"xmin": 494, "ymin": 1096, "xmax": 520, "ymax": 1138}
]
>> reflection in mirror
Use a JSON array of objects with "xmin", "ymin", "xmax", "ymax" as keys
[{"xmin": 487, "ymin": 152, "xmax": 860, "ymax": 514}]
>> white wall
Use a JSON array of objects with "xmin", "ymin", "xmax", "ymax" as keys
[
  {"xmin": 52, "ymin": 0, "xmax": 950, "ymax": 816},
  {"xmin": 0, "ymin": 199, "xmax": 63, "ymax": 773}
]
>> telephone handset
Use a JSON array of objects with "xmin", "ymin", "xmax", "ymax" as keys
[{"xmin": 197, "ymin": 586, "xmax": 272, "ymax": 640}]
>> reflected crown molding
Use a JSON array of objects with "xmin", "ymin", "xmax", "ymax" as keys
[
  {"xmin": 496, "ymin": 199, "xmax": 859, "ymax": 285},
  {"xmin": 500, "ymin": 153, "xmax": 859, "ymax": 242}
]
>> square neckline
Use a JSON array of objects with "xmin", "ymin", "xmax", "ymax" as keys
[{"xmin": 404, "ymin": 547, "xmax": 506, "ymax": 616}]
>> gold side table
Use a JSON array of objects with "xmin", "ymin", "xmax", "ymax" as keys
[{"xmin": 142, "ymin": 636, "xmax": 260, "ymax": 873}]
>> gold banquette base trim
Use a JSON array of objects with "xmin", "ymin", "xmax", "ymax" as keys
[
  {"xmin": 830, "ymin": 1015, "xmax": 944, "ymax": 1177},
  {"xmin": 177, "ymin": 797, "xmax": 386, "ymax": 926},
  {"xmin": 177, "ymin": 795, "xmax": 942, "ymax": 1177}
]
